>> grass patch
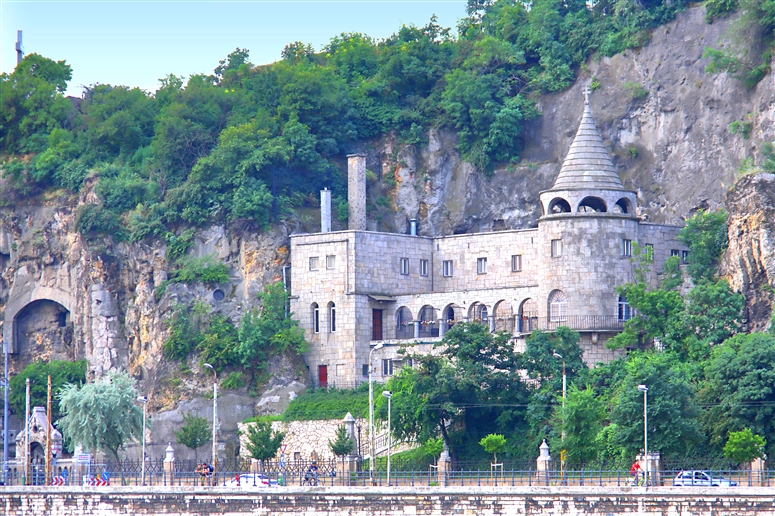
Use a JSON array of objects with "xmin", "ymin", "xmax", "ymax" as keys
[{"xmin": 282, "ymin": 384, "xmax": 371, "ymax": 421}]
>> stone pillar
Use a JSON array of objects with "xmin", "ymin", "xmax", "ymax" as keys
[
  {"xmin": 438, "ymin": 319, "xmax": 446, "ymax": 338},
  {"xmin": 640, "ymin": 452, "xmax": 660, "ymax": 486},
  {"xmin": 164, "ymin": 443, "xmax": 175, "ymax": 483},
  {"xmin": 347, "ymin": 154, "xmax": 367, "ymax": 231},
  {"xmin": 343, "ymin": 413, "xmax": 356, "ymax": 447},
  {"xmin": 413, "ymin": 321, "xmax": 420, "ymax": 339},
  {"xmin": 438, "ymin": 442, "xmax": 451, "ymax": 486},
  {"xmin": 752, "ymin": 457, "xmax": 766, "ymax": 486},
  {"xmin": 536, "ymin": 439, "xmax": 552, "ymax": 485},
  {"xmin": 488, "ymin": 315, "xmax": 495, "ymax": 333},
  {"xmin": 321, "ymin": 188, "xmax": 332, "ymax": 233}
]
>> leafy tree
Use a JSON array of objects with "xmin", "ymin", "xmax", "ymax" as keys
[
  {"xmin": 243, "ymin": 419, "xmax": 285, "ymax": 463},
  {"xmin": 9, "ymin": 360, "xmax": 87, "ymax": 420},
  {"xmin": 479, "ymin": 433, "xmax": 507, "ymax": 464},
  {"xmin": 678, "ymin": 210, "xmax": 729, "ymax": 283},
  {"xmin": 701, "ymin": 333, "xmax": 775, "ymax": 458},
  {"xmin": 329, "ymin": 424, "xmax": 355, "ymax": 479},
  {"xmin": 57, "ymin": 371, "xmax": 144, "ymax": 461},
  {"xmin": 174, "ymin": 412, "xmax": 211, "ymax": 462},
  {"xmin": 552, "ymin": 385, "xmax": 605, "ymax": 466},
  {"xmin": 723, "ymin": 428, "xmax": 766, "ymax": 466}
]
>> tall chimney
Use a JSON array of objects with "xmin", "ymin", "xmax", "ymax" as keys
[
  {"xmin": 347, "ymin": 154, "xmax": 367, "ymax": 231},
  {"xmin": 320, "ymin": 188, "xmax": 331, "ymax": 233}
]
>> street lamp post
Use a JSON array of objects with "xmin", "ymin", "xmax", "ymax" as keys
[
  {"xmin": 553, "ymin": 352, "xmax": 566, "ymax": 478},
  {"xmin": 204, "ymin": 363, "xmax": 218, "ymax": 486},
  {"xmin": 137, "ymin": 396, "xmax": 148, "ymax": 485},
  {"xmin": 382, "ymin": 391, "xmax": 392, "ymax": 486},
  {"xmin": 3, "ymin": 339, "xmax": 9, "ymax": 485},
  {"xmin": 368, "ymin": 343, "xmax": 384, "ymax": 485},
  {"xmin": 638, "ymin": 384, "xmax": 649, "ymax": 485}
]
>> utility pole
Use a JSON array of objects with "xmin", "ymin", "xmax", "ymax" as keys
[
  {"xmin": 3, "ymin": 338, "xmax": 9, "ymax": 485},
  {"xmin": 46, "ymin": 375, "xmax": 52, "ymax": 486},
  {"xmin": 16, "ymin": 31, "xmax": 24, "ymax": 65}
]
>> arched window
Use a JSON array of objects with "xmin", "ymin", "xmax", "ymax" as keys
[
  {"xmin": 577, "ymin": 196, "xmax": 607, "ymax": 213},
  {"xmin": 614, "ymin": 198, "xmax": 631, "ymax": 214},
  {"xmin": 312, "ymin": 303, "xmax": 320, "ymax": 334},
  {"xmin": 480, "ymin": 305, "xmax": 488, "ymax": 322},
  {"xmin": 549, "ymin": 198, "xmax": 571, "ymax": 214},
  {"xmin": 618, "ymin": 294, "xmax": 632, "ymax": 321},
  {"xmin": 549, "ymin": 290, "xmax": 568, "ymax": 322},
  {"xmin": 395, "ymin": 306, "xmax": 413, "ymax": 339},
  {"xmin": 328, "ymin": 302, "xmax": 336, "ymax": 332}
]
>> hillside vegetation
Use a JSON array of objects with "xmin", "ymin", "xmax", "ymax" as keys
[{"xmin": 0, "ymin": 0, "xmax": 700, "ymax": 241}]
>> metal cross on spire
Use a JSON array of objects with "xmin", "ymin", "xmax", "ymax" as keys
[{"xmin": 583, "ymin": 86, "xmax": 591, "ymax": 105}]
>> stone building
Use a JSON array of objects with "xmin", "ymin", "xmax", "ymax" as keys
[{"xmin": 289, "ymin": 93, "xmax": 687, "ymax": 388}]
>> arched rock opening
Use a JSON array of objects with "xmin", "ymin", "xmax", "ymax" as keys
[{"xmin": 14, "ymin": 299, "xmax": 73, "ymax": 360}]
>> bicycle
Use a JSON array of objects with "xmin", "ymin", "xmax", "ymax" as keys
[{"xmin": 302, "ymin": 473, "xmax": 319, "ymax": 486}]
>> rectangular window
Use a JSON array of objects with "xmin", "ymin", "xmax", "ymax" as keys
[
  {"xmin": 622, "ymin": 239, "xmax": 632, "ymax": 257},
  {"xmin": 309, "ymin": 257, "xmax": 319, "ymax": 271},
  {"xmin": 400, "ymin": 257, "xmax": 409, "ymax": 275},
  {"xmin": 671, "ymin": 249, "xmax": 680, "ymax": 257},
  {"xmin": 326, "ymin": 255, "xmax": 336, "ymax": 269},
  {"xmin": 477, "ymin": 257, "xmax": 487, "ymax": 274},
  {"xmin": 362, "ymin": 364, "xmax": 369, "ymax": 377},
  {"xmin": 382, "ymin": 358, "xmax": 394, "ymax": 376},
  {"xmin": 681, "ymin": 250, "xmax": 689, "ymax": 263},
  {"xmin": 443, "ymin": 260, "xmax": 453, "ymax": 277},
  {"xmin": 511, "ymin": 254, "xmax": 522, "ymax": 272},
  {"xmin": 419, "ymin": 259, "xmax": 429, "ymax": 276},
  {"xmin": 551, "ymin": 239, "xmax": 563, "ymax": 257},
  {"xmin": 644, "ymin": 243, "xmax": 654, "ymax": 253}
]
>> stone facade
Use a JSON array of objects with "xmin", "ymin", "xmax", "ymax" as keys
[{"xmin": 290, "ymin": 97, "xmax": 687, "ymax": 388}]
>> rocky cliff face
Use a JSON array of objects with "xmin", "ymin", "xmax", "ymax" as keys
[
  {"xmin": 721, "ymin": 173, "xmax": 775, "ymax": 331},
  {"xmin": 1, "ymin": 5, "xmax": 774, "ymax": 460}
]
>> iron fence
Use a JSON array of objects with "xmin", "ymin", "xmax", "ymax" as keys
[{"xmin": 518, "ymin": 315, "xmax": 625, "ymax": 333}]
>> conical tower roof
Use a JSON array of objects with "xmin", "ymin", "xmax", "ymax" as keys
[{"xmin": 550, "ymin": 90, "xmax": 625, "ymax": 191}]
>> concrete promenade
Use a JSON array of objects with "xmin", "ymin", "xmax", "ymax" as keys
[{"xmin": 3, "ymin": 485, "xmax": 775, "ymax": 515}]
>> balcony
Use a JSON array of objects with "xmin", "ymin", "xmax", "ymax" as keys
[{"xmin": 517, "ymin": 315, "xmax": 625, "ymax": 334}]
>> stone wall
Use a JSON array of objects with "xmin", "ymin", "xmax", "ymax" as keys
[{"xmin": 4, "ymin": 486, "xmax": 775, "ymax": 515}]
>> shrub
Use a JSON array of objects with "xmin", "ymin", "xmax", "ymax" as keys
[
  {"xmin": 282, "ymin": 384, "xmax": 370, "ymax": 421},
  {"xmin": 174, "ymin": 255, "xmax": 230, "ymax": 285}
]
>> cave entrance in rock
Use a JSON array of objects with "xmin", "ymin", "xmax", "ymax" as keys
[{"xmin": 14, "ymin": 299, "xmax": 73, "ymax": 360}]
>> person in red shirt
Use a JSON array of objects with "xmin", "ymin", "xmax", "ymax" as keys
[{"xmin": 629, "ymin": 461, "xmax": 642, "ymax": 484}]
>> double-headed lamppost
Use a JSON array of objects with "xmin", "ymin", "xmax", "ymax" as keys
[
  {"xmin": 368, "ymin": 343, "xmax": 384, "ymax": 485},
  {"xmin": 204, "ymin": 363, "xmax": 218, "ymax": 485},
  {"xmin": 382, "ymin": 390, "xmax": 392, "ymax": 486},
  {"xmin": 638, "ymin": 384, "xmax": 649, "ymax": 484},
  {"xmin": 137, "ymin": 396, "xmax": 148, "ymax": 485},
  {"xmin": 553, "ymin": 352, "xmax": 567, "ymax": 477}
]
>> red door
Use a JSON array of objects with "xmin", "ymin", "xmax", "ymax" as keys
[
  {"xmin": 318, "ymin": 365, "xmax": 328, "ymax": 388},
  {"xmin": 372, "ymin": 309, "xmax": 383, "ymax": 341}
]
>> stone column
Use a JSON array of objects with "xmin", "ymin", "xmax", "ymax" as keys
[
  {"xmin": 488, "ymin": 315, "xmax": 496, "ymax": 333},
  {"xmin": 413, "ymin": 321, "xmax": 420, "ymax": 339},
  {"xmin": 645, "ymin": 452, "xmax": 660, "ymax": 486},
  {"xmin": 752, "ymin": 457, "xmax": 766, "ymax": 486},
  {"xmin": 536, "ymin": 439, "xmax": 552, "ymax": 486},
  {"xmin": 438, "ymin": 319, "xmax": 446, "ymax": 338},
  {"xmin": 341, "ymin": 413, "xmax": 357, "ymax": 485},
  {"xmin": 438, "ymin": 442, "xmax": 451, "ymax": 486},
  {"xmin": 164, "ymin": 443, "xmax": 175, "ymax": 484},
  {"xmin": 347, "ymin": 154, "xmax": 367, "ymax": 231}
]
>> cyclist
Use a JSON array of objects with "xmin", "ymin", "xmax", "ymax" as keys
[
  {"xmin": 629, "ymin": 461, "xmax": 642, "ymax": 485},
  {"xmin": 304, "ymin": 461, "xmax": 319, "ymax": 486}
]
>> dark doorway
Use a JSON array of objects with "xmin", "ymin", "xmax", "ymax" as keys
[
  {"xmin": 318, "ymin": 365, "xmax": 328, "ymax": 388},
  {"xmin": 372, "ymin": 309, "xmax": 383, "ymax": 340}
]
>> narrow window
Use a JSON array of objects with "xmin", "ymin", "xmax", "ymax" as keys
[
  {"xmin": 681, "ymin": 250, "xmax": 689, "ymax": 263},
  {"xmin": 670, "ymin": 249, "xmax": 680, "ymax": 257},
  {"xmin": 309, "ymin": 257, "xmax": 319, "ymax": 271},
  {"xmin": 511, "ymin": 254, "xmax": 522, "ymax": 272},
  {"xmin": 622, "ymin": 239, "xmax": 632, "ymax": 257},
  {"xmin": 312, "ymin": 303, "xmax": 320, "ymax": 334},
  {"xmin": 420, "ymin": 259, "xmax": 429, "ymax": 276},
  {"xmin": 406, "ymin": 357, "xmax": 414, "ymax": 368},
  {"xmin": 477, "ymin": 257, "xmax": 487, "ymax": 274},
  {"xmin": 551, "ymin": 239, "xmax": 563, "ymax": 257},
  {"xmin": 618, "ymin": 294, "xmax": 632, "ymax": 321},
  {"xmin": 480, "ymin": 305, "xmax": 488, "ymax": 322},
  {"xmin": 329, "ymin": 302, "xmax": 336, "ymax": 332},
  {"xmin": 644, "ymin": 243, "xmax": 654, "ymax": 254},
  {"xmin": 326, "ymin": 255, "xmax": 336, "ymax": 269},
  {"xmin": 382, "ymin": 358, "xmax": 394, "ymax": 376},
  {"xmin": 442, "ymin": 260, "xmax": 453, "ymax": 277},
  {"xmin": 400, "ymin": 257, "xmax": 409, "ymax": 275},
  {"xmin": 362, "ymin": 364, "xmax": 369, "ymax": 377}
]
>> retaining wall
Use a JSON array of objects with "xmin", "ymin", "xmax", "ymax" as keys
[{"xmin": 3, "ymin": 486, "xmax": 775, "ymax": 515}]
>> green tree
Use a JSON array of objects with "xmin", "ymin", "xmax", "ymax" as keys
[
  {"xmin": 329, "ymin": 424, "xmax": 355, "ymax": 481},
  {"xmin": 723, "ymin": 428, "xmax": 766, "ymax": 466},
  {"xmin": 678, "ymin": 210, "xmax": 729, "ymax": 283},
  {"xmin": 479, "ymin": 433, "xmax": 507, "ymax": 464},
  {"xmin": 174, "ymin": 412, "xmax": 211, "ymax": 462},
  {"xmin": 553, "ymin": 385, "xmax": 605, "ymax": 467},
  {"xmin": 702, "ymin": 333, "xmax": 775, "ymax": 458},
  {"xmin": 243, "ymin": 419, "xmax": 286, "ymax": 464},
  {"xmin": 57, "ymin": 371, "xmax": 144, "ymax": 461},
  {"xmin": 9, "ymin": 360, "xmax": 87, "ymax": 420}
]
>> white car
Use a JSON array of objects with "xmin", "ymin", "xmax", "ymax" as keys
[
  {"xmin": 224, "ymin": 473, "xmax": 279, "ymax": 488},
  {"xmin": 672, "ymin": 470, "xmax": 738, "ymax": 487}
]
